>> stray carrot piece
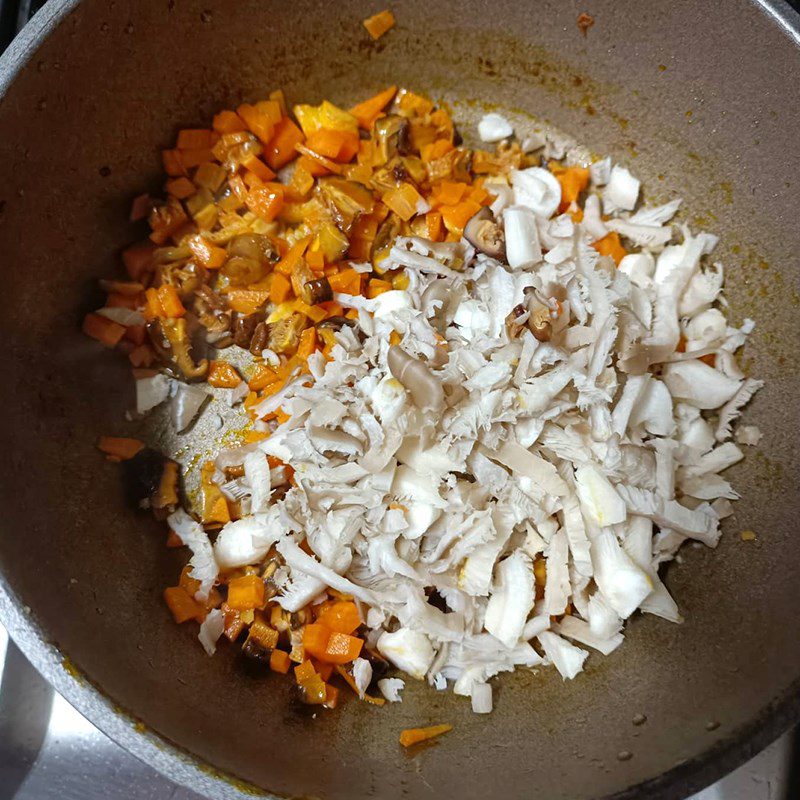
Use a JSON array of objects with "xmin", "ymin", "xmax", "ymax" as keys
[
  {"xmin": 314, "ymin": 659, "xmax": 335, "ymax": 682},
  {"xmin": 122, "ymin": 242, "xmax": 156, "ymax": 280},
  {"xmin": 248, "ymin": 363, "xmax": 280, "ymax": 392},
  {"xmin": 186, "ymin": 234, "xmax": 227, "ymax": 269},
  {"xmin": 213, "ymin": 110, "xmax": 247, "ymax": 134},
  {"xmin": 322, "ymin": 632, "xmax": 363, "ymax": 664},
  {"xmin": 389, "ymin": 330, "xmax": 402, "ymax": 346},
  {"xmin": 367, "ymin": 278, "xmax": 392, "ymax": 298},
  {"xmin": 157, "ymin": 284, "xmax": 186, "ymax": 318},
  {"xmin": 264, "ymin": 117, "xmax": 305, "ymax": 170},
  {"xmin": 97, "ymin": 436, "xmax": 144, "ymax": 460},
  {"xmin": 363, "ymin": 9, "xmax": 395, "ymax": 40},
  {"xmin": 82, "ymin": 313, "xmax": 126, "ymax": 347},
  {"xmin": 124, "ymin": 324, "xmax": 146, "ymax": 345},
  {"xmin": 208, "ymin": 360, "xmax": 241, "ymax": 389},
  {"xmin": 316, "ymin": 601, "xmax": 361, "ymax": 635},
  {"xmin": 226, "ymin": 574, "xmax": 266, "ymax": 611},
  {"xmin": 242, "ymin": 429, "xmax": 270, "ymax": 443},
  {"xmin": 699, "ymin": 353, "xmax": 717, "ymax": 367},
  {"xmin": 399, "ymin": 724, "xmax": 453, "ymax": 747},
  {"xmin": 592, "ymin": 231, "xmax": 627, "ymax": 265},
  {"xmin": 165, "ymin": 176, "xmax": 196, "ymax": 200},
  {"xmin": 349, "ymin": 85, "xmax": 398, "ymax": 129},
  {"xmin": 568, "ymin": 206, "xmax": 584, "ymax": 223},
  {"xmin": 275, "ymin": 236, "xmax": 312, "ymax": 276},
  {"xmin": 270, "ymin": 649, "xmax": 291, "ymax": 674},
  {"xmin": 163, "ymin": 586, "xmax": 205, "ymax": 624}
]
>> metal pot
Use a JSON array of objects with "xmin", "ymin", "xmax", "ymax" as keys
[{"xmin": 0, "ymin": 1, "xmax": 798, "ymax": 798}]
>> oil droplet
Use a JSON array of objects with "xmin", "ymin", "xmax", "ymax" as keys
[
  {"xmin": 706, "ymin": 721, "xmax": 720, "ymax": 731},
  {"xmin": 632, "ymin": 713, "xmax": 647, "ymax": 726},
  {"xmin": 740, "ymin": 530, "xmax": 757, "ymax": 541},
  {"xmin": 658, "ymin": 64, "xmax": 667, "ymax": 71},
  {"xmin": 617, "ymin": 750, "xmax": 633, "ymax": 762}
]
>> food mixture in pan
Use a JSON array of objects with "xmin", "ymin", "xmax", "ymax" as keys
[{"xmin": 85, "ymin": 85, "xmax": 762, "ymax": 718}]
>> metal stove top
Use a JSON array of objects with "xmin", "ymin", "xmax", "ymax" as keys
[{"xmin": 0, "ymin": 2, "xmax": 797, "ymax": 798}]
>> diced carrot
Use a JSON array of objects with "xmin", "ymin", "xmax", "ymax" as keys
[
  {"xmin": 433, "ymin": 180, "xmax": 468, "ymax": 206},
  {"xmin": 241, "ymin": 153, "xmax": 277, "ymax": 182},
  {"xmin": 305, "ymin": 248, "xmax": 325, "ymax": 271},
  {"xmin": 246, "ymin": 184, "xmax": 284, "ymax": 222},
  {"xmin": 294, "ymin": 659, "xmax": 317, "ymax": 684},
  {"xmin": 128, "ymin": 344, "xmax": 154, "ymax": 367},
  {"xmin": 157, "ymin": 284, "xmax": 186, "ymax": 318},
  {"xmin": 163, "ymin": 586, "xmax": 205, "ymax": 624},
  {"xmin": 226, "ymin": 574, "xmax": 266, "ymax": 611},
  {"xmin": 440, "ymin": 199, "xmax": 482, "ymax": 235},
  {"xmin": 305, "ymin": 129, "xmax": 360, "ymax": 162},
  {"xmin": 399, "ymin": 724, "xmax": 453, "ymax": 747},
  {"xmin": 367, "ymin": 278, "xmax": 392, "ymax": 298},
  {"xmin": 568, "ymin": 206, "xmax": 584, "ymax": 223},
  {"xmin": 363, "ymin": 9, "xmax": 395, "ymax": 40},
  {"xmin": 296, "ymin": 326, "xmax": 318, "ymax": 360},
  {"xmin": 193, "ymin": 162, "xmax": 228, "ymax": 192},
  {"xmin": 228, "ymin": 175, "xmax": 249, "ymax": 203},
  {"xmin": 105, "ymin": 292, "xmax": 139, "ymax": 310},
  {"xmin": 236, "ymin": 103, "xmax": 276, "ymax": 145},
  {"xmin": 269, "ymin": 649, "xmax": 291, "ymax": 674},
  {"xmin": 208, "ymin": 360, "xmax": 241, "ymax": 389},
  {"xmin": 122, "ymin": 241, "xmax": 156, "ymax": 280},
  {"xmin": 82, "ymin": 313, "xmax": 126, "ymax": 347},
  {"xmin": 315, "ymin": 601, "xmax": 361, "ymax": 635},
  {"xmin": 289, "ymin": 163, "xmax": 315, "ymax": 199},
  {"xmin": 382, "ymin": 182, "xmax": 425, "ymax": 221},
  {"xmin": 165, "ymin": 176, "xmax": 196, "ymax": 200},
  {"xmin": 162, "ymin": 149, "xmax": 186, "ymax": 177},
  {"xmin": 186, "ymin": 234, "xmax": 227, "ymax": 269},
  {"xmin": 274, "ymin": 236, "xmax": 312, "ymax": 276},
  {"xmin": 303, "ymin": 624, "xmax": 331, "ymax": 660},
  {"xmin": 213, "ymin": 110, "xmax": 247, "ymax": 134},
  {"xmin": 592, "ymin": 231, "xmax": 627, "ymax": 265},
  {"xmin": 180, "ymin": 148, "xmax": 215, "ymax": 169},
  {"xmin": 323, "ymin": 683, "xmax": 339, "ymax": 709},
  {"xmin": 553, "ymin": 165, "xmax": 590, "ymax": 211},
  {"xmin": 248, "ymin": 364, "xmax": 280, "ymax": 392},
  {"xmin": 269, "ymin": 272, "xmax": 293, "ymax": 304},
  {"xmin": 426, "ymin": 210, "xmax": 444, "ymax": 241},
  {"xmin": 125, "ymin": 324, "xmax": 146, "ymax": 345},
  {"xmin": 293, "ymin": 300, "xmax": 326, "ymax": 324},
  {"xmin": 296, "ymin": 153, "xmax": 330, "ymax": 178},
  {"xmin": 97, "ymin": 436, "xmax": 144, "ymax": 460},
  {"xmin": 421, "ymin": 138, "xmax": 454, "ymax": 163},
  {"xmin": 328, "ymin": 269, "xmax": 361, "ymax": 295},
  {"xmin": 389, "ymin": 330, "xmax": 402, "ymax": 346},
  {"xmin": 468, "ymin": 184, "xmax": 490, "ymax": 205},
  {"xmin": 264, "ymin": 117, "xmax": 305, "ymax": 170},
  {"xmin": 227, "ymin": 290, "xmax": 269, "ymax": 316},
  {"xmin": 294, "ymin": 143, "xmax": 343, "ymax": 175},
  {"xmin": 314, "ymin": 659, "xmax": 335, "ymax": 682},
  {"xmin": 349, "ymin": 85, "xmax": 398, "ymax": 129},
  {"xmin": 322, "ymin": 632, "xmax": 363, "ymax": 664}
]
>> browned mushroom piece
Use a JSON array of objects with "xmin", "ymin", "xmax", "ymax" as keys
[
  {"xmin": 145, "ymin": 318, "xmax": 173, "ymax": 365},
  {"xmin": 228, "ymin": 233, "xmax": 279, "ymax": 263},
  {"xmin": 374, "ymin": 114, "xmax": 410, "ymax": 163},
  {"xmin": 301, "ymin": 277, "xmax": 333, "ymax": 306},
  {"xmin": 505, "ymin": 303, "xmax": 529, "ymax": 338},
  {"xmin": 194, "ymin": 284, "xmax": 232, "ymax": 340},
  {"xmin": 527, "ymin": 297, "xmax": 552, "ymax": 342},
  {"xmin": 317, "ymin": 315, "xmax": 355, "ymax": 332},
  {"xmin": 161, "ymin": 317, "xmax": 209, "ymax": 379},
  {"xmin": 233, "ymin": 311, "xmax": 265, "ymax": 350},
  {"xmin": 158, "ymin": 259, "xmax": 207, "ymax": 299},
  {"xmin": 464, "ymin": 207, "xmax": 506, "ymax": 259},
  {"xmin": 316, "ymin": 177, "xmax": 375, "ymax": 234},
  {"xmin": 371, "ymin": 212, "xmax": 402, "ymax": 268},
  {"xmin": 122, "ymin": 447, "xmax": 179, "ymax": 517}
]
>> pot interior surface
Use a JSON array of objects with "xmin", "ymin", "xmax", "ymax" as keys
[{"xmin": 0, "ymin": 1, "xmax": 798, "ymax": 799}]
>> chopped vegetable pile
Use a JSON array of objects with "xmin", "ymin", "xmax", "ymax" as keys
[{"xmin": 86, "ymin": 85, "xmax": 762, "ymax": 717}]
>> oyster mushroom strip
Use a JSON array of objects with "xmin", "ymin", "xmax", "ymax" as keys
[
  {"xmin": 387, "ymin": 345, "xmax": 444, "ymax": 415},
  {"xmin": 147, "ymin": 317, "xmax": 208, "ymax": 380}
]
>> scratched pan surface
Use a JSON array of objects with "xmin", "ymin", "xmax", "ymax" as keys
[{"xmin": 0, "ymin": 1, "xmax": 799, "ymax": 798}]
